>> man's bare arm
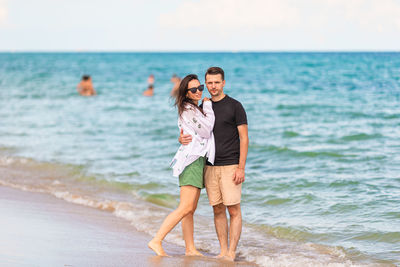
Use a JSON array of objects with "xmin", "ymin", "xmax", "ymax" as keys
[
  {"xmin": 178, "ymin": 129, "xmax": 192, "ymax": 145},
  {"xmin": 233, "ymin": 124, "xmax": 249, "ymax": 185}
]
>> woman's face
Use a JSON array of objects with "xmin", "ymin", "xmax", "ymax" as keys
[{"xmin": 186, "ymin": 79, "xmax": 202, "ymax": 102}]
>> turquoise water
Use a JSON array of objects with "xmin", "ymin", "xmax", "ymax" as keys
[{"xmin": 1, "ymin": 52, "xmax": 399, "ymax": 266}]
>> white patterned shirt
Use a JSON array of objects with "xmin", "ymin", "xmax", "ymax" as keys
[{"xmin": 170, "ymin": 101, "xmax": 215, "ymax": 177}]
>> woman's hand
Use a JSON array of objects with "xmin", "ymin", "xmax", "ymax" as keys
[{"xmin": 203, "ymin": 97, "xmax": 210, "ymax": 102}]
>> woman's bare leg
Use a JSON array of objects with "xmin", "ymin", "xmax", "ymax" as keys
[
  {"xmin": 148, "ymin": 185, "xmax": 200, "ymax": 256},
  {"xmin": 181, "ymin": 188, "xmax": 203, "ymax": 256}
]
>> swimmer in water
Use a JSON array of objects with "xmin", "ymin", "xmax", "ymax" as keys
[
  {"xmin": 77, "ymin": 75, "xmax": 96, "ymax": 96},
  {"xmin": 143, "ymin": 74, "xmax": 155, "ymax": 97}
]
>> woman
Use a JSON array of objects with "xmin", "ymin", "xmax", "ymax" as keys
[{"xmin": 148, "ymin": 74, "xmax": 215, "ymax": 256}]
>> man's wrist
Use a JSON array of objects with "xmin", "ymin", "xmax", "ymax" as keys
[{"xmin": 237, "ymin": 166, "xmax": 245, "ymax": 170}]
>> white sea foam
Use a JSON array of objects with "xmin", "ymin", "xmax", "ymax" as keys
[
  {"xmin": 0, "ymin": 169, "xmax": 383, "ymax": 267},
  {"xmin": 0, "ymin": 180, "xmax": 46, "ymax": 193},
  {"xmin": 47, "ymin": 186, "xmax": 373, "ymax": 267},
  {"xmin": 0, "ymin": 156, "xmax": 16, "ymax": 166},
  {"xmin": 248, "ymin": 254, "xmax": 365, "ymax": 267},
  {"xmin": 0, "ymin": 156, "xmax": 31, "ymax": 166}
]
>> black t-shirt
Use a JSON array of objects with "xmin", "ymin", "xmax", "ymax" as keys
[{"xmin": 203, "ymin": 95, "xmax": 247, "ymax": 166}]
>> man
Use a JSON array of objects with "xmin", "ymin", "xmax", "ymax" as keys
[
  {"xmin": 179, "ymin": 67, "xmax": 249, "ymax": 261},
  {"xmin": 143, "ymin": 74, "xmax": 155, "ymax": 96},
  {"xmin": 77, "ymin": 75, "xmax": 96, "ymax": 96}
]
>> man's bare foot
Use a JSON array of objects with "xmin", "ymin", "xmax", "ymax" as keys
[
  {"xmin": 185, "ymin": 249, "xmax": 204, "ymax": 256},
  {"xmin": 148, "ymin": 239, "xmax": 169, "ymax": 256}
]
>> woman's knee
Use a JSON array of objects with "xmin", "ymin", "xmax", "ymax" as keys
[{"xmin": 178, "ymin": 204, "xmax": 196, "ymax": 217}]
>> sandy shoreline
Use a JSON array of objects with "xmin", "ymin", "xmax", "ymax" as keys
[{"xmin": 0, "ymin": 186, "xmax": 256, "ymax": 267}]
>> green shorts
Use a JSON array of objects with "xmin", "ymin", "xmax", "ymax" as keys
[{"xmin": 179, "ymin": 157, "xmax": 205, "ymax": 189}]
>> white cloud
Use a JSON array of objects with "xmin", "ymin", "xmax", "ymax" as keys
[
  {"xmin": 0, "ymin": 0, "xmax": 7, "ymax": 26},
  {"xmin": 319, "ymin": 0, "xmax": 400, "ymax": 32},
  {"xmin": 159, "ymin": 0, "xmax": 300, "ymax": 32},
  {"xmin": 159, "ymin": 0, "xmax": 400, "ymax": 34}
]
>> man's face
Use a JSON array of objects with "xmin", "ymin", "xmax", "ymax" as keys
[{"xmin": 205, "ymin": 74, "xmax": 225, "ymax": 97}]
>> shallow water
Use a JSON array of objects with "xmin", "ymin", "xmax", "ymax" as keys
[{"xmin": 0, "ymin": 52, "xmax": 399, "ymax": 266}]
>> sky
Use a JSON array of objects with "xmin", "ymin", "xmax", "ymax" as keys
[{"xmin": 0, "ymin": 0, "xmax": 399, "ymax": 51}]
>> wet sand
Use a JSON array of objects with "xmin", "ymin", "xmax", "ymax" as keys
[{"xmin": 0, "ymin": 186, "xmax": 256, "ymax": 267}]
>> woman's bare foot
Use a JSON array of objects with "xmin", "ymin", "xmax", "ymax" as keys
[
  {"xmin": 148, "ymin": 239, "xmax": 169, "ymax": 256},
  {"xmin": 185, "ymin": 249, "xmax": 204, "ymax": 256},
  {"xmin": 215, "ymin": 253, "xmax": 226, "ymax": 259},
  {"xmin": 222, "ymin": 252, "xmax": 235, "ymax": 262}
]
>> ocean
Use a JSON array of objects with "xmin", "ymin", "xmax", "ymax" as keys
[{"xmin": 0, "ymin": 52, "xmax": 399, "ymax": 266}]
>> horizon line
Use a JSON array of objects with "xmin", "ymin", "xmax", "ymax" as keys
[{"xmin": 0, "ymin": 49, "xmax": 399, "ymax": 53}]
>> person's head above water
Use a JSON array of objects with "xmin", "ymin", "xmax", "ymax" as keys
[
  {"xmin": 81, "ymin": 75, "xmax": 91, "ymax": 81},
  {"xmin": 175, "ymin": 74, "xmax": 205, "ymax": 117}
]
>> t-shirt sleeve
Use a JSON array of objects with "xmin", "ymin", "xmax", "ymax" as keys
[{"xmin": 235, "ymin": 101, "xmax": 247, "ymax": 126}]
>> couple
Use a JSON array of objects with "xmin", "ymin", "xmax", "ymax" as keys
[{"xmin": 148, "ymin": 67, "xmax": 248, "ymax": 261}]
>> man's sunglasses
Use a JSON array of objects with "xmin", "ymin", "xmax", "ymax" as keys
[{"xmin": 187, "ymin": 85, "xmax": 204, "ymax": 93}]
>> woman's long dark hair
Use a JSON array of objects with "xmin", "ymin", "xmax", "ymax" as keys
[{"xmin": 174, "ymin": 74, "xmax": 205, "ymax": 117}]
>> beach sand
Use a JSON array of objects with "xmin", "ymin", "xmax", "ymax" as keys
[{"xmin": 0, "ymin": 186, "xmax": 256, "ymax": 267}]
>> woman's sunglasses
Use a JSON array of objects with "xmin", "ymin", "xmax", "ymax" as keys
[{"xmin": 187, "ymin": 85, "xmax": 204, "ymax": 93}]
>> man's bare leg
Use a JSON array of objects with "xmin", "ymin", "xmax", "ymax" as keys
[
  {"xmin": 181, "ymin": 189, "xmax": 203, "ymax": 256},
  {"xmin": 213, "ymin": 203, "xmax": 228, "ymax": 258},
  {"xmin": 224, "ymin": 204, "xmax": 242, "ymax": 261}
]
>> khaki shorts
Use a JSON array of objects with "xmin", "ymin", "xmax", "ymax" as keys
[{"xmin": 204, "ymin": 164, "xmax": 242, "ymax": 206}]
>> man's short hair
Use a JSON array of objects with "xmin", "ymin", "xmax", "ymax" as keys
[
  {"xmin": 82, "ymin": 75, "xmax": 91, "ymax": 81},
  {"xmin": 205, "ymin": 67, "xmax": 224, "ymax": 81}
]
